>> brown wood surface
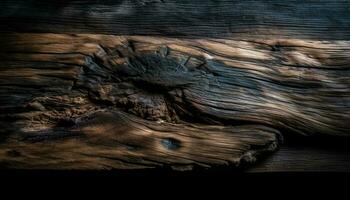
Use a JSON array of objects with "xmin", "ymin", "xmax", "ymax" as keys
[{"xmin": 0, "ymin": 1, "xmax": 349, "ymax": 171}]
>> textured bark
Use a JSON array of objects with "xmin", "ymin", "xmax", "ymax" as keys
[{"xmin": 0, "ymin": 33, "xmax": 349, "ymax": 169}]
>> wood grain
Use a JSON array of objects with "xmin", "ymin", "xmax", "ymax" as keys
[
  {"xmin": 249, "ymin": 137, "xmax": 350, "ymax": 172},
  {"xmin": 0, "ymin": 109, "xmax": 281, "ymax": 170},
  {"xmin": 1, "ymin": 0, "xmax": 350, "ymax": 39},
  {"xmin": 0, "ymin": 33, "xmax": 349, "ymax": 169},
  {"xmin": 1, "ymin": 0, "xmax": 349, "ymax": 171}
]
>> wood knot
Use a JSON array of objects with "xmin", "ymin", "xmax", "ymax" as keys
[{"xmin": 161, "ymin": 138, "xmax": 181, "ymax": 150}]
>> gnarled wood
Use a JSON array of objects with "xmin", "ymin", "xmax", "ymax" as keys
[{"xmin": 0, "ymin": 33, "xmax": 349, "ymax": 169}]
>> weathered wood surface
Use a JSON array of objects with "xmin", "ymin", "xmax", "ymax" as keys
[
  {"xmin": 1, "ymin": 0, "xmax": 350, "ymax": 39},
  {"xmin": 0, "ymin": 1, "xmax": 349, "ymax": 171},
  {"xmin": 0, "ymin": 33, "xmax": 349, "ymax": 170},
  {"xmin": 1, "ymin": 110, "xmax": 280, "ymax": 170}
]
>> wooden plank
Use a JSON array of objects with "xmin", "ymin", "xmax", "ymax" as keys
[
  {"xmin": 0, "ymin": 33, "xmax": 349, "ymax": 170},
  {"xmin": 0, "ymin": 33, "xmax": 283, "ymax": 169},
  {"xmin": 0, "ymin": 0, "xmax": 350, "ymax": 39}
]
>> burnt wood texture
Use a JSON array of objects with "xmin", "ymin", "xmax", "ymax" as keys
[{"xmin": 0, "ymin": 0, "xmax": 349, "ymax": 171}]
